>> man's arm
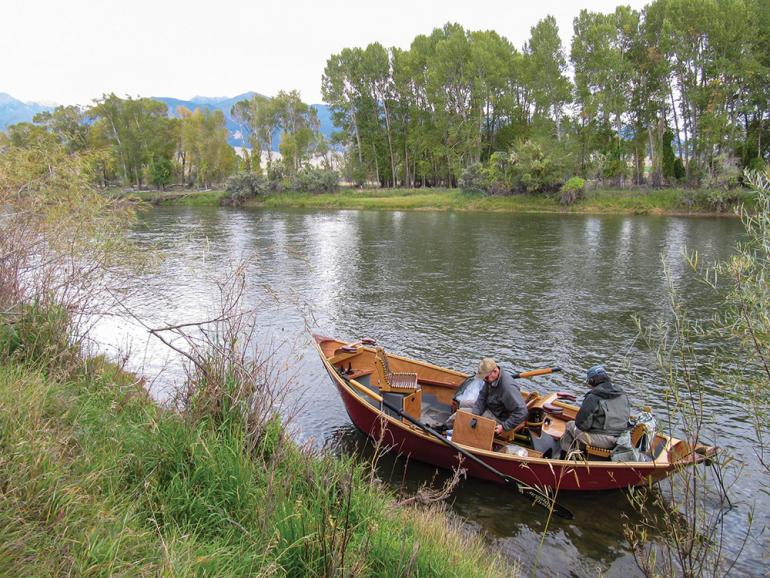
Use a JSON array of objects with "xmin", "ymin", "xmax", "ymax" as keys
[
  {"xmin": 574, "ymin": 393, "xmax": 598, "ymax": 431},
  {"xmin": 500, "ymin": 374, "xmax": 529, "ymax": 431},
  {"xmin": 500, "ymin": 381, "xmax": 528, "ymax": 430}
]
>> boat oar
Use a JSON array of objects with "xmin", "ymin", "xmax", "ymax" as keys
[
  {"xmin": 345, "ymin": 377, "xmax": 574, "ymax": 520},
  {"xmin": 511, "ymin": 366, "xmax": 562, "ymax": 379}
]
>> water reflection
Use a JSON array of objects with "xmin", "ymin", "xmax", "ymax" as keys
[{"xmin": 93, "ymin": 207, "xmax": 765, "ymax": 576}]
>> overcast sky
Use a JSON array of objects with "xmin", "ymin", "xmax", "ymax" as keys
[{"xmin": 3, "ymin": 0, "xmax": 649, "ymax": 106}]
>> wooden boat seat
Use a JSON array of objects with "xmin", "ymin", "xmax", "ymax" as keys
[
  {"xmin": 630, "ymin": 422, "xmax": 647, "ymax": 447},
  {"xmin": 374, "ymin": 346, "xmax": 419, "ymax": 393},
  {"xmin": 584, "ymin": 423, "xmax": 648, "ymax": 459},
  {"xmin": 585, "ymin": 445, "xmax": 612, "ymax": 458}
]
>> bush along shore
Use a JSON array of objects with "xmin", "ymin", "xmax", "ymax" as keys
[{"xmin": 0, "ymin": 313, "xmax": 513, "ymax": 577}]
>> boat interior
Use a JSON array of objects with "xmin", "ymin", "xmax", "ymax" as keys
[{"xmin": 316, "ymin": 337, "xmax": 700, "ymax": 464}]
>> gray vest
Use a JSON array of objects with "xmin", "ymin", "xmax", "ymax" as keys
[{"xmin": 594, "ymin": 394, "xmax": 630, "ymax": 436}]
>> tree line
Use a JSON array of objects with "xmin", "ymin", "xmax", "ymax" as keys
[
  {"xmin": 323, "ymin": 0, "xmax": 769, "ymax": 191},
  {"xmin": 0, "ymin": 90, "xmax": 328, "ymax": 191},
  {"xmin": 1, "ymin": 0, "xmax": 767, "ymax": 194}
]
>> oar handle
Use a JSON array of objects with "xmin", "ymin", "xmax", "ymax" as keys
[{"xmin": 512, "ymin": 366, "xmax": 562, "ymax": 379}]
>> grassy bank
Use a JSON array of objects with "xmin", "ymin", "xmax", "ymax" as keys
[
  {"xmin": 248, "ymin": 187, "xmax": 754, "ymax": 215},
  {"xmin": 108, "ymin": 189, "xmax": 226, "ymax": 206},
  {"xmin": 105, "ymin": 186, "xmax": 754, "ymax": 215},
  {"xmin": 0, "ymin": 354, "xmax": 512, "ymax": 576}
]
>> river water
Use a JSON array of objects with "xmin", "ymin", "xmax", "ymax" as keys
[{"xmin": 93, "ymin": 206, "xmax": 767, "ymax": 576}]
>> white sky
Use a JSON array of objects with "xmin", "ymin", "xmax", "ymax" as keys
[{"xmin": 2, "ymin": 0, "xmax": 649, "ymax": 106}]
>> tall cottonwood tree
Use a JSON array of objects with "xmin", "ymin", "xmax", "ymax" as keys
[
  {"xmin": 323, "ymin": 1, "xmax": 768, "ymax": 190},
  {"xmin": 271, "ymin": 90, "xmax": 321, "ymax": 173},
  {"xmin": 177, "ymin": 107, "xmax": 236, "ymax": 188},
  {"xmin": 231, "ymin": 94, "xmax": 280, "ymax": 171},
  {"xmin": 88, "ymin": 94, "xmax": 176, "ymax": 187}
]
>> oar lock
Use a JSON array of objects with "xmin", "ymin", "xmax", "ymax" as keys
[{"xmin": 340, "ymin": 337, "xmax": 377, "ymax": 353}]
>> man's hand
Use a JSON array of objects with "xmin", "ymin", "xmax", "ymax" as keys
[
  {"xmin": 494, "ymin": 424, "xmax": 504, "ymax": 435},
  {"xmin": 450, "ymin": 400, "xmax": 459, "ymax": 412}
]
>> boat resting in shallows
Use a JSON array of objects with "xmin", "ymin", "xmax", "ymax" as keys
[{"xmin": 313, "ymin": 334, "xmax": 717, "ymax": 492}]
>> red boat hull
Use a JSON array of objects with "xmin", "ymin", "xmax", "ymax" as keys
[{"xmin": 324, "ymin": 364, "xmax": 680, "ymax": 491}]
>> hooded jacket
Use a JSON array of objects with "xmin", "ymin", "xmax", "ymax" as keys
[{"xmin": 575, "ymin": 378, "xmax": 630, "ymax": 436}]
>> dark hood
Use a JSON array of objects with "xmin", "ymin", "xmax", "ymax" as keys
[{"xmin": 591, "ymin": 379, "xmax": 624, "ymax": 399}]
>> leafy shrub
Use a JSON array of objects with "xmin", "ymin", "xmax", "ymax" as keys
[
  {"xmin": 225, "ymin": 171, "xmax": 267, "ymax": 203},
  {"xmin": 288, "ymin": 166, "xmax": 339, "ymax": 193},
  {"xmin": 703, "ymin": 153, "xmax": 742, "ymax": 191},
  {"xmin": 510, "ymin": 140, "xmax": 567, "ymax": 194},
  {"xmin": 747, "ymin": 157, "xmax": 768, "ymax": 173},
  {"xmin": 148, "ymin": 156, "xmax": 173, "ymax": 190},
  {"xmin": 597, "ymin": 148, "xmax": 628, "ymax": 183},
  {"xmin": 678, "ymin": 189, "xmax": 745, "ymax": 213},
  {"xmin": 704, "ymin": 189, "xmax": 744, "ymax": 212},
  {"xmin": 459, "ymin": 162, "xmax": 489, "ymax": 193},
  {"xmin": 559, "ymin": 176, "xmax": 586, "ymax": 206},
  {"xmin": 485, "ymin": 152, "xmax": 513, "ymax": 195},
  {"xmin": 266, "ymin": 161, "xmax": 286, "ymax": 192}
]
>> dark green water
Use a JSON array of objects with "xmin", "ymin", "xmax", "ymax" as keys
[{"xmin": 96, "ymin": 207, "xmax": 766, "ymax": 576}]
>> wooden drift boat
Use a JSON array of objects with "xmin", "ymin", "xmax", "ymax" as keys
[{"xmin": 313, "ymin": 334, "xmax": 717, "ymax": 492}]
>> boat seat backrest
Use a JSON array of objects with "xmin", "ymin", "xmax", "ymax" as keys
[
  {"xmin": 375, "ymin": 346, "xmax": 419, "ymax": 393},
  {"xmin": 629, "ymin": 423, "xmax": 647, "ymax": 448}
]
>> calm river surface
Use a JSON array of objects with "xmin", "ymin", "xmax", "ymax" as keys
[{"xmin": 94, "ymin": 206, "xmax": 766, "ymax": 576}]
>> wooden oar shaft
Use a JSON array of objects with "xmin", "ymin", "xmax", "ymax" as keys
[
  {"xmin": 347, "ymin": 377, "xmax": 384, "ymax": 402},
  {"xmin": 345, "ymin": 377, "xmax": 574, "ymax": 520},
  {"xmin": 513, "ymin": 366, "xmax": 562, "ymax": 379}
]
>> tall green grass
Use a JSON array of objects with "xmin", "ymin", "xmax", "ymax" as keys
[{"xmin": 0, "ymin": 339, "xmax": 513, "ymax": 576}]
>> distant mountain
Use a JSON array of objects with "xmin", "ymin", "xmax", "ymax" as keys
[
  {"xmin": 0, "ymin": 91, "xmax": 335, "ymax": 151},
  {"xmin": 0, "ymin": 93, "xmax": 54, "ymax": 129}
]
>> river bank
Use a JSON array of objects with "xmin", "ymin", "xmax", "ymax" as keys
[
  {"xmin": 0, "ymin": 324, "xmax": 512, "ymax": 576},
  {"xmin": 115, "ymin": 186, "xmax": 754, "ymax": 216}
]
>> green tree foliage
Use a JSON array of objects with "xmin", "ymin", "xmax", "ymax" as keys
[
  {"xmin": 325, "ymin": 2, "xmax": 767, "ymax": 191},
  {"xmin": 231, "ymin": 94, "xmax": 280, "ymax": 172},
  {"xmin": 178, "ymin": 107, "xmax": 237, "ymax": 188},
  {"xmin": 88, "ymin": 94, "xmax": 177, "ymax": 188},
  {"xmin": 510, "ymin": 138, "xmax": 570, "ymax": 193},
  {"xmin": 32, "ymin": 106, "xmax": 90, "ymax": 153},
  {"xmin": 149, "ymin": 155, "xmax": 173, "ymax": 190},
  {"xmin": 324, "ymin": 24, "xmax": 535, "ymax": 188},
  {"xmin": 272, "ymin": 90, "xmax": 321, "ymax": 173},
  {"xmin": 523, "ymin": 16, "xmax": 572, "ymax": 132},
  {"xmin": 559, "ymin": 176, "xmax": 587, "ymax": 205}
]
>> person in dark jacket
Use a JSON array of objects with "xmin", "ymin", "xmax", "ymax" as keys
[
  {"xmin": 471, "ymin": 357, "xmax": 528, "ymax": 436},
  {"xmin": 560, "ymin": 365, "xmax": 630, "ymax": 454}
]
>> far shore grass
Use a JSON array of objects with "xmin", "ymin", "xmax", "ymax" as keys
[{"xmin": 109, "ymin": 186, "xmax": 755, "ymax": 216}]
